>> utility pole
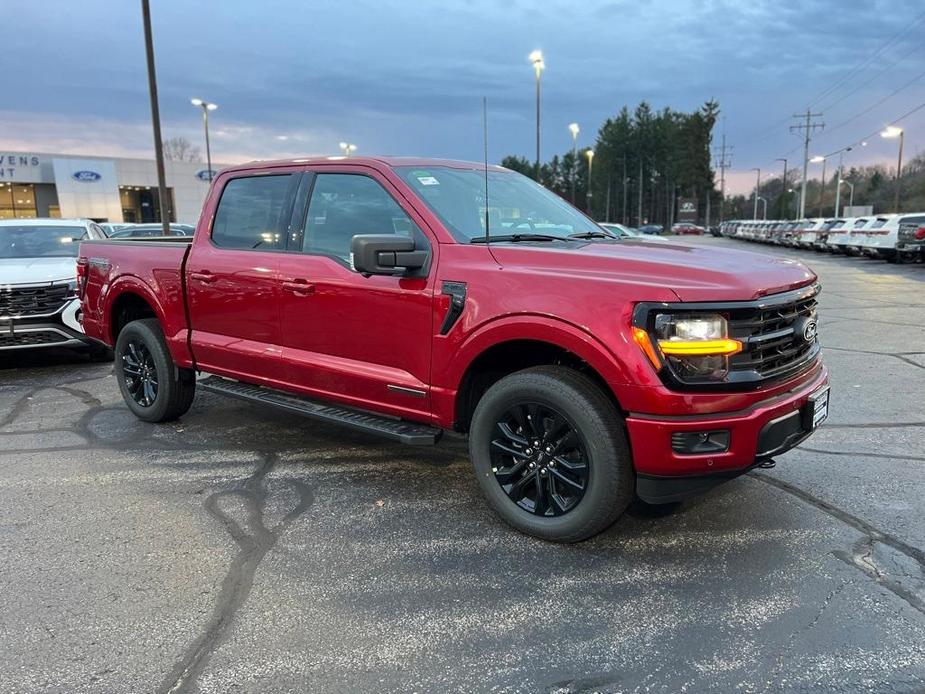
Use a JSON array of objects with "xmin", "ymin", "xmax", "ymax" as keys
[
  {"xmin": 751, "ymin": 168, "xmax": 761, "ymax": 220},
  {"xmin": 621, "ymin": 157, "xmax": 628, "ymax": 225},
  {"xmin": 141, "ymin": 0, "xmax": 170, "ymax": 233},
  {"xmin": 790, "ymin": 109, "xmax": 824, "ymax": 219},
  {"xmin": 774, "ymin": 158, "xmax": 788, "ymax": 219},
  {"xmin": 637, "ymin": 159, "xmax": 643, "ymax": 225},
  {"xmin": 713, "ymin": 128, "xmax": 732, "ymax": 224}
]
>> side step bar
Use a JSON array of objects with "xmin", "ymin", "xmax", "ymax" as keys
[{"xmin": 198, "ymin": 376, "xmax": 441, "ymax": 445}]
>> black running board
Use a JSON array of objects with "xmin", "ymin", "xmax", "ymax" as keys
[{"xmin": 199, "ymin": 375, "xmax": 441, "ymax": 445}]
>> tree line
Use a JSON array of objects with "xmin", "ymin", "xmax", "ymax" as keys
[
  {"xmin": 501, "ymin": 100, "xmax": 720, "ymax": 227},
  {"xmin": 727, "ymin": 152, "xmax": 925, "ymax": 220}
]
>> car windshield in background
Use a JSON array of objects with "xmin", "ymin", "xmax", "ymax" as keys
[
  {"xmin": 395, "ymin": 166, "xmax": 599, "ymax": 242},
  {"xmin": 0, "ymin": 225, "xmax": 87, "ymax": 258}
]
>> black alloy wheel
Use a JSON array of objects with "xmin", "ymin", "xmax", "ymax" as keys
[
  {"xmin": 121, "ymin": 339, "xmax": 158, "ymax": 407},
  {"xmin": 490, "ymin": 402, "xmax": 589, "ymax": 516}
]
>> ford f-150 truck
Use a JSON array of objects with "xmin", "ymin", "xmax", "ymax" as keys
[{"xmin": 78, "ymin": 156, "xmax": 829, "ymax": 542}]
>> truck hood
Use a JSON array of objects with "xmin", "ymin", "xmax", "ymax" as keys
[
  {"xmin": 0, "ymin": 257, "xmax": 78, "ymax": 286},
  {"xmin": 492, "ymin": 240, "xmax": 817, "ymax": 302}
]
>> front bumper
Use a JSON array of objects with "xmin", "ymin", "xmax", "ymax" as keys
[
  {"xmin": 626, "ymin": 363, "xmax": 829, "ymax": 502},
  {"xmin": 0, "ymin": 299, "xmax": 91, "ymax": 351}
]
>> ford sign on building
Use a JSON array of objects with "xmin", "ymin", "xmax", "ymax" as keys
[{"xmin": 0, "ymin": 152, "xmax": 227, "ymax": 223}]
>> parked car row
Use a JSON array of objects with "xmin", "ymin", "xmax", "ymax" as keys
[{"xmin": 719, "ymin": 214, "xmax": 925, "ymax": 263}]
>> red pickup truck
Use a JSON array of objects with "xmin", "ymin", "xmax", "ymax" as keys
[{"xmin": 78, "ymin": 157, "xmax": 829, "ymax": 542}]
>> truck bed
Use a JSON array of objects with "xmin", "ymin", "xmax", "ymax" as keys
[{"xmin": 78, "ymin": 237, "xmax": 193, "ymax": 363}]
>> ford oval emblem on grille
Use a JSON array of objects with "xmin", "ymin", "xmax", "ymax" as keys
[
  {"xmin": 801, "ymin": 318, "xmax": 817, "ymax": 342},
  {"xmin": 72, "ymin": 170, "xmax": 102, "ymax": 182}
]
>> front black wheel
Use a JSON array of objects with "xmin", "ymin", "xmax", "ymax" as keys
[
  {"xmin": 115, "ymin": 318, "xmax": 195, "ymax": 422},
  {"xmin": 469, "ymin": 366, "xmax": 634, "ymax": 543}
]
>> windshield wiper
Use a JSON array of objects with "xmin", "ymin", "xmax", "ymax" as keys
[
  {"xmin": 568, "ymin": 231, "xmax": 617, "ymax": 240},
  {"xmin": 469, "ymin": 233, "xmax": 570, "ymax": 244}
]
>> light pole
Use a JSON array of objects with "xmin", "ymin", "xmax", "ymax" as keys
[
  {"xmin": 839, "ymin": 179, "xmax": 855, "ymax": 210},
  {"xmin": 585, "ymin": 149, "xmax": 594, "ymax": 215},
  {"xmin": 881, "ymin": 126, "xmax": 904, "ymax": 212},
  {"xmin": 811, "ymin": 155, "xmax": 827, "ymax": 216},
  {"xmin": 568, "ymin": 122, "xmax": 579, "ymax": 204},
  {"xmin": 339, "ymin": 142, "xmax": 357, "ymax": 157},
  {"xmin": 751, "ymin": 167, "xmax": 761, "ymax": 220},
  {"xmin": 758, "ymin": 196, "xmax": 768, "ymax": 220},
  {"xmin": 190, "ymin": 98, "xmax": 217, "ymax": 182},
  {"xmin": 774, "ymin": 158, "xmax": 788, "ymax": 219},
  {"xmin": 142, "ymin": 0, "xmax": 170, "ymax": 232},
  {"xmin": 529, "ymin": 50, "xmax": 545, "ymax": 181}
]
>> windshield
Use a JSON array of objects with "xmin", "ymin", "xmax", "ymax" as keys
[
  {"xmin": 395, "ymin": 166, "xmax": 599, "ymax": 241},
  {"xmin": 0, "ymin": 225, "xmax": 88, "ymax": 258}
]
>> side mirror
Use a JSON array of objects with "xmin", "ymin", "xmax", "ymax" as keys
[{"xmin": 351, "ymin": 234, "xmax": 428, "ymax": 275}]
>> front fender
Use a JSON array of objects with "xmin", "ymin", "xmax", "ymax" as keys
[{"xmin": 430, "ymin": 314, "xmax": 642, "ymax": 428}]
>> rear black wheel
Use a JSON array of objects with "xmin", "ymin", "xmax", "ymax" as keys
[
  {"xmin": 115, "ymin": 318, "xmax": 195, "ymax": 422},
  {"xmin": 469, "ymin": 366, "xmax": 634, "ymax": 543}
]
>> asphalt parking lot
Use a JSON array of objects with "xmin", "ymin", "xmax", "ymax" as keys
[{"xmin": 1, "ymin": 236, "xmax": 924, "ymax": 693}]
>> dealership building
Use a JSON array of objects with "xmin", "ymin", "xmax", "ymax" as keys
[{"xmin": 0, "ymin": 151, "xmax": 228, "ymax": 224}]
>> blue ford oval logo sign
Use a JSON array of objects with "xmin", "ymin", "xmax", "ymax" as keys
[
  {"xmin": 195, "ymin": 169, "xmax": 217, "ymax": 181},
  {"xmin": 72, "ymin": 170, "xmax": 102, "ymax": 182}
]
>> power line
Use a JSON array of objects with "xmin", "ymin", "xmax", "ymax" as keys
[
  {"xmin": 822, "ymin": 65, "xmax": 925, "ymax": 138},
  {"xmin": 808, "ymin": 9, "xmax": 925, "ymax": 108},
  {"xmin": 816, "ymin": 50, "xmax": 913, "ymax": 114}
]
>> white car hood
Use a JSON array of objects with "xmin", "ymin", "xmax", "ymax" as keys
[{"xmin": 0, "ymin": 257, "xmax": 78, "ymax": 286}]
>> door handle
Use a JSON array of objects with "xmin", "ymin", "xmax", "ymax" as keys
[
  {"xmin": 190, "ymin": 271, "xmax": 216, "ymax": 284},
  {"xmin": 282, "ymin": 279, "xmax": 315, "ymax": 295}
]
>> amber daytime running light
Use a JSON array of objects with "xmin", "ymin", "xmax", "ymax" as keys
[{"xmin": 632, "ymin": 314, "xmax": 743, "ymax": 369}]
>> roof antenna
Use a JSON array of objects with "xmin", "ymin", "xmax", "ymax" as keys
[{"xmin": 483, "ymin": 96, "xmax": 490, "ymax": 246}]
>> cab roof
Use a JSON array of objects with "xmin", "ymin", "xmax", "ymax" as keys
[{"xmin": 228, "ymin": 155, "xmax": 508, "ymax": 174}]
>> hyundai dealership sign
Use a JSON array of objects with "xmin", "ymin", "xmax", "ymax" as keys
[
  {"xmin": 195, "ymin": 169, "xmax": 217, "ymax": 181},
  {"xmin": 72, "ymin": 170, "xmax": 103, "ymax": 182}
]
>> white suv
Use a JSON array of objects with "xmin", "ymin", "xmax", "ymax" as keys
[{"xmin": 0, "ymin": 218, "xmax": 109, "ymax": 355}]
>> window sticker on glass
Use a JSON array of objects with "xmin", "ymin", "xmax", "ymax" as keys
[{"xmin": 417, "ymin": 176, "xmax": 440, "ymax": 186}]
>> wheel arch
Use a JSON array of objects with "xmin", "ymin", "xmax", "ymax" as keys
[{"xmin": 447, "ymin": 317, "xmax": 631, "ymax": 432}]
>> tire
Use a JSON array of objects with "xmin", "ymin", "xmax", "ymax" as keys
[
  {"xmin": 469, "ymin": 366, "xmax": 634, "ymax": 543},
  {"xmin": 115, "ymin": 318, "xmax": 196, "ymax": 422}
]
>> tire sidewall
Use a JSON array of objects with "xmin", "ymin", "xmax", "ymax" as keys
[
  {"xmin": 115, "ymin": 320, "xmax": 174, "ymax": 422},
  {"xmin": 469, "ymin": 369, "xmax": 631, "ymax": 540}
]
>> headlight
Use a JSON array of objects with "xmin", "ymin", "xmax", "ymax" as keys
[{"xmin": 634, "ymin": 313, "xmax": 742, "ymax": 382}]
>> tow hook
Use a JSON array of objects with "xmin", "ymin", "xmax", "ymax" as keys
[{"xmin": 756, "ymin": 459, "xmax": 777, "ymax": 469}]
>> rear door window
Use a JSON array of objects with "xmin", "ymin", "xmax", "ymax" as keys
[{"xmin": 212, "ymin": 174, "xmax": 294, "ymax": 250}]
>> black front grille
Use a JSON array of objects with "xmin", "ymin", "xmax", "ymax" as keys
[
  {"xmin": 0, "ymin": 330, "xmax": 67, "ymax": 348},
  {"xmin": 0, "ymin": 284, "xmax": 71, "ymax": 318},
  {"xmin": 728, "ymin": 287, "xmax": 820, "ymax": 380}
]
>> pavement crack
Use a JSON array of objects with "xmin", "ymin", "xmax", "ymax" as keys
[
  {"xmin": 795, "ymin": 445, "xmax": 925, "ymax": 463},
  {"xmin": 753, "ymin": 473, "xmax": 925, "ymax": 616},
  {"xmin": 158, "ymin": 452, "xmax": 314, "ymax": 694}
]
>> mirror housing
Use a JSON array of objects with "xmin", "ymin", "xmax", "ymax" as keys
[{"xmin": 351, "ymin": 234, "xmax": 428, "ymax": 275}]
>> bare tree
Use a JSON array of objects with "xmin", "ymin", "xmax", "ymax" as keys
[{"xmin": 162, "ymin": 137, "xmax": 202, "ymax": 162}]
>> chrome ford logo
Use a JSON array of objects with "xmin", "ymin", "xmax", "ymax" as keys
[
  {"xmin": 801, "ymin": 319, "xmax": 818, "ymax": 342},
  {"xmin": 72, "ymin": 170, "xmax": 101, "ymax": 182}
]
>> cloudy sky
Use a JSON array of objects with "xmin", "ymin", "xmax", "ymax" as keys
[{"xmin": 2, "ymin": 0, "xmax": 923, "ymax": 194}]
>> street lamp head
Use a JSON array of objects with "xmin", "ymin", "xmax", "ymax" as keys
[
  {"xmin": 585, "ymin": 149, "xmax": 594, "ymax": 160},
  {"xmin": 810, "ymin": 155, "xmax": 825, "ymax": 163},
  {"xmin": 339, "ymin": 141, "xmax": 348, "ymax": 149},
  {"xmin": 529, "ymin": 49, "xmax": 545, "ymax": 74},
  {"xmin": 190, "ymin": 97, "xmax": 203, "ymax": 106},
  {"xmin": 881, "ymin": 126, "xmax": 903, "ymax": 139},
  {"xmin": 206, "ymin": 102, "xmax": 218, "ymax": 111},
  {"xmin": 568, "ymin": 122, "xmax": 580, "ymax": 137}
]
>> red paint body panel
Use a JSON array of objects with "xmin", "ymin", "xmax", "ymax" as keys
[{"xmin": 79, "ymin": 155, "xmax": 828, "ymax": 481}]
